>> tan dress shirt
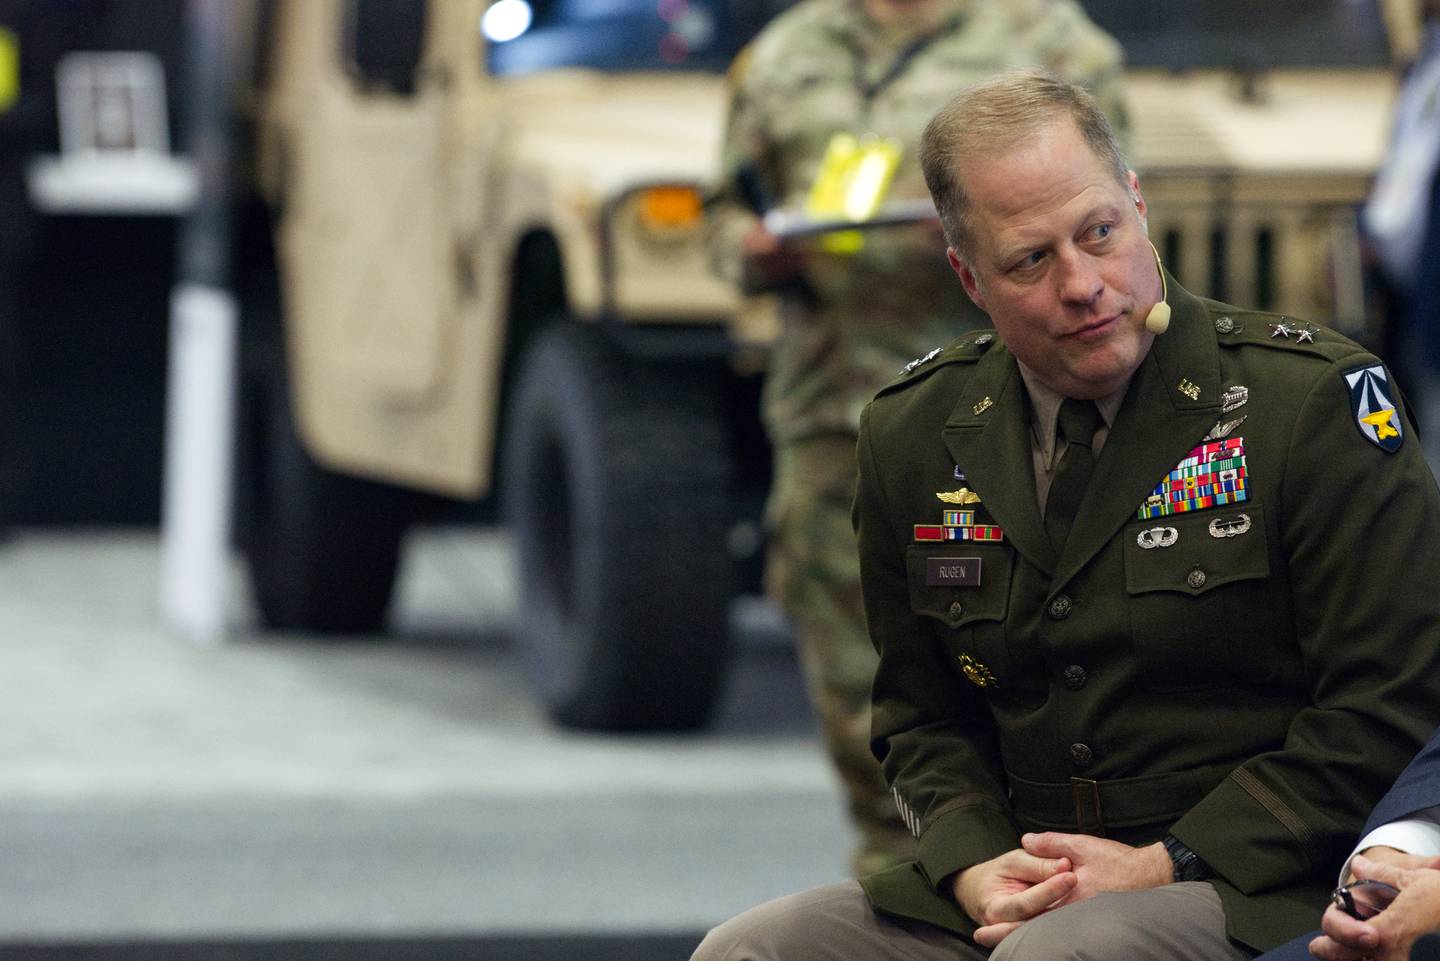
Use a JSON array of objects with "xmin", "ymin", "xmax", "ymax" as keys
[{"xmin": 1017, "ymin": 362, "xmax": 1129, "ymax": 512}]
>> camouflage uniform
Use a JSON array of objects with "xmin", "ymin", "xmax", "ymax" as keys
[{"xmin": 707, "ymin": 0, "xmax": 1126, "ymax": 875}]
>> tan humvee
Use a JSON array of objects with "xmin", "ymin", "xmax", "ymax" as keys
[
  {"xmin": 240, "ymin": 0, "xmax": 1404, "ymax": 731},
  {"xmin": 241, "ymin": 0, "xmax": 748, "ymax": 732},
  {"xmin": 255, "ymin": 0, "xmax": 735, "ymax": 499}
]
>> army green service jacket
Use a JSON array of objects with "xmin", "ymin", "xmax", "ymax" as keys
[{"xmin": 853, "ymin": 276, "xmax": 1440, "ymax": 951}]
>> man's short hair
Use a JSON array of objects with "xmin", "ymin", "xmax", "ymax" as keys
[{"xmin": 920, "ymin": 69, "xmax": 1129, "ymax": 258}]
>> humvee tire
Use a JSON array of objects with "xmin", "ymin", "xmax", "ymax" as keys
[
  {"xmin": 502, "ymin": 322, "xmax": 733, "ymax": 731},
  {"xmin": 237, "ymin": 265, "xmax": 416, "ymax": 634}
]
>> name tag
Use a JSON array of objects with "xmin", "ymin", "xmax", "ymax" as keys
[{"xmin": 926, "ymin": 557, "xmax": 981, "ymax": 586}]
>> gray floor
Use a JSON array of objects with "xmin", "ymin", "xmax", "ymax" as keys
[{"xmin": 0, "ymin": 529, "xmax": 850, "ymax": 942}]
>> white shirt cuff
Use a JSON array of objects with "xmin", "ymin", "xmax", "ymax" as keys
[{"xmin": 1340, "ymin": 806, "xmax": 1440, "ymax": 885}]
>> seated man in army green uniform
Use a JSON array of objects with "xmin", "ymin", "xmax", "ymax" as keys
[{"xmin": 692, "ymin": 70, "xmax": 1440, "ymax": 961}]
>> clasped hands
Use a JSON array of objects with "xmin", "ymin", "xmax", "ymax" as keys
[
  {"xmin": 1307, "ymin": 849, "xmax": 1440, "ymax": 961},
  {"xmin": 951, "ymin": 832, "xmax": 1172, "ymax": 946}
]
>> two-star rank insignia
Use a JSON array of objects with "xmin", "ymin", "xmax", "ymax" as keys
[{"xmin": 1344, "ymin": 363, "xmax": 1404, "ymax": 453}]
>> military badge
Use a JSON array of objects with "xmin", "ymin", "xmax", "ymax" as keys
[
  {"xmin": 1344, "ymin": 363, "xmax": 1404, "ymax": 453},
  {"xmin": 1136, "ymin": 526, "xmax": 1178, "ymax": 549},
  {"xmin": 902, "ymin": 347, "xmax": 942, "ymax": 375},
  {"xmin": 1220, "ymin": 385, "xmax": 1249, "ymax": 414},
  {"xmin": 1137, "ymin": 438, "xmax": 1249, "ymax": 519},
  {"xmin": 1208, "ymin": 513, "xmax": 1252, "ymax": 538},
  {"xmin": 957, "ymin": 654, "xmax": 997, "ymax": 689},
  {"xmin": 936, "ymin": 488, "xmax": 982, "ymax": 505},
  {"xmin": 1204, "ymin": 415, "xmax": 1246, "ymax": 441}
]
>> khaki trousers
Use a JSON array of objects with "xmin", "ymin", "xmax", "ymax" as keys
[{"xmin": 692, "ymin": 880, "xmax": 1256, "ymax": 961}]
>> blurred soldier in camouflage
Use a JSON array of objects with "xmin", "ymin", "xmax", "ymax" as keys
[{"xmin": 707, "ymin": 0, "xmax": 1126, "ymax": 875}]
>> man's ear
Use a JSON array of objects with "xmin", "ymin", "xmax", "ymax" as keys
[
  {"xmin": 1127, "ymin": 170, "xmax": 1148, "ymax": 224},
  {"xmin": 948, "ymin": 247, "xmax": 986, "ymax": 312}
]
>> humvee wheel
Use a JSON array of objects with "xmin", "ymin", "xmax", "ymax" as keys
[
  {"xmin": 502, "ymin": 322, "xmax": 733, "ymax": 731},
  {"xmin": 237, "ymin": 271, "xmax": 415, "ymax": 634}
]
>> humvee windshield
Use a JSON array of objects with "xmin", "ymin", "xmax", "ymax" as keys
[
  {"xmin": 1083, "ymin": 0, "xmax": 1390, "ymax": 70},
  {"xmin": 487, "ymin": 0, "xmax": 1390, "ymax": 76},
  {"xmin": 485, "ymin": 0, "xmax": 795, "ymax": 74}
]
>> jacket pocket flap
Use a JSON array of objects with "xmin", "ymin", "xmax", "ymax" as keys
[
  {"xmin": 906, "ymin": 545, "xmax": 1012, "ymax": 627},
  {"xmin": 1124, "ymin": 505, "xmax": 1269, "ymax": 597}
]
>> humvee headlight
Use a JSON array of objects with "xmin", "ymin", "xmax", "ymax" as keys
[
  {"xmin": 635, "ymin": 186, "xmax": 703, "ymax": 235},
  {"xmin": 481, "ymin": 0, "xmax": 533, "ymax": 42}
]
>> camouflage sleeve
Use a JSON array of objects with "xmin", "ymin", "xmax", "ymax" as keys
[
  {"xmin": 705, "ymin": 44, "xmax": 769, "ymax": 289},
  {"xmin": 1034, "ymin": 0, "xmax": 1131, "ymax": 155}
]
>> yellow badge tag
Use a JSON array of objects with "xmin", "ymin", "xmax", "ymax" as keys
[
  {"xmin": 0, "ymin": 28, "xmax": 17, "ymax": 115},
  {"xmin": 805, "ymin": 132, "xmax": 901, "ymax": 254}
]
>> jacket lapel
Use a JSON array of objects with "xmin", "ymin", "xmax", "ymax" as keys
[
  {"xmin": 941, "ymin": 345, "xmax": 1057, "ymax": 576},
  {"xmin": 1050, "ymin": 275, "xmax": 1223, "ymax": 594}
]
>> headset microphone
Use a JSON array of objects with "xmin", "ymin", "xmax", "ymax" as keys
[
  {"xmin": 1145, "ymin": 303, "xmax": 1171, "ymax": 335},
  {"xmin": 1145, "ymin": 241, "xmax": 1170, "ymax": 335}
]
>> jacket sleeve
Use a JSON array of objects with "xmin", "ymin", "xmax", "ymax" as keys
[
  {"xmin": 855, "ymin": 402, "xmax": 1021, "ymax": 895},
  {"xmin": 1171, "ymin": 352, "xmax": 1440, "ymax": 894},
  {"xmin": 1363, "ymin": 728, "xmax": 1440, "ymax": 837},
  {"xmin": 703, "ymin": 47, "xmax": 770, "ymax": 291}
]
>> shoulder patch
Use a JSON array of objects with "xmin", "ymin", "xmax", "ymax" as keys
[{"xmin": 1343, "ymin": 363, "xmax": 1404, "ymax": 454}]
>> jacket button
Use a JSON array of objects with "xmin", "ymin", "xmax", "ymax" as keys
[
  {"xmin": 1070, "ymin": 743, "xmax": 1094, "ymax": 767},
  {"xmin": 1187, "ymin": 568, "xmax": 1208, "ymax": 589},
  {"xmin": 1048, "ymin": 595, "xmax": 1072, "ymax": 619},
  {"xmin": 948, "ymin": 601, "xmax": 964, "ymax": 619},
  {"xmin": 1063, "ymin": 665, "xmax": 1087, "ymax": 690}
]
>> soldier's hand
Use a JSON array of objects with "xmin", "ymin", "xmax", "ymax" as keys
[
  {"xmin": 740, "ymin": 221, "xmax": 806, "ymax": 287},
  {"xmin": 1309, "ymin": 854, "xmax": 1440, "ymax": 961},
  {"xmin": 951, "ymin": 848, "xmax": 1076, "ymax": 947},
  {"xmin": 1019, "ymin": 833, "xmax": 1171, "ymax": 905}
]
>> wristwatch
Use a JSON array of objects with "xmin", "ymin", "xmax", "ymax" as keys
[{"xmin": 1163, "ymin": 834, "xmax": 1213, "ymax": 883}]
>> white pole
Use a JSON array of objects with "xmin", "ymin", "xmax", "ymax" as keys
[
  {"xmin": 158, "ymin": 0, "xmax": 250, "ymax": 643},
  {"xmin": 158, "ymin": 282, "xmax": 238, "ymax": 643}
]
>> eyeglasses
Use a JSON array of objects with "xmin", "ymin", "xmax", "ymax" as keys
[{"xmin": 1331, "ymin": 879, "xmax": 1401, "ymax": 920}]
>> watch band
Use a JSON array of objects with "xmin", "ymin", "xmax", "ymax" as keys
[{"xmin": 1163, "ymin": 834, "xmax": 1212, "ymax": 883}]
